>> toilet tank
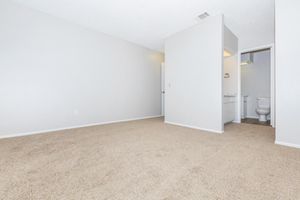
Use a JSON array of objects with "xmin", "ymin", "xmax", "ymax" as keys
[{"xmin": 257, "ymin": 97, "xmax": 270, "ymax": 108}]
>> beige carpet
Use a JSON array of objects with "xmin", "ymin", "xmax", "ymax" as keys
[{"xmin": 1, "ymin": 118, "xmax": 300, "ymax": 200}]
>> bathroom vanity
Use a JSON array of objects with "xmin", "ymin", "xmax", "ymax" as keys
[{"xmin": 223, "ymin": 94, "xmax": 236, "ymax": 124}]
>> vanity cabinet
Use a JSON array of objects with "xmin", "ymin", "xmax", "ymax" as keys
[{"xmin": 223, "ymin": 95, "xmax": 236, "ymax": 124}]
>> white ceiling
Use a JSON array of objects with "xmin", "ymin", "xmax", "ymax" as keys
[{"xmin": 12, "ymin": 0, "xmax": 274, "ymax": 52}]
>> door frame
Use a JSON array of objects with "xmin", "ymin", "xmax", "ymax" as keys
[
  {"xmin": 237, "ymin": 43, "xmax": 275, "ymax": 127},
  {"xmin": 161, "ymin": 63, "xmax": 165, "ymax": 116}
]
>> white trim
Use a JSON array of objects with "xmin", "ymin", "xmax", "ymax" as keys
[
  {"xmin": 161, "ymin": 62, "xmax": 165, "ymax": 116},
  {"xmin": 245, "ymin": 115, "xmax": 271, "ymax": 120},
  {"xmin": 165, "ymin": 121, "xmax": 224, "ymax": 134},
  {"xmin": 236, "ymin": 51, "xmax": 241, "ymax": 123},
  {"xmin": 270, "ymin": 45, "xmax": 275, "ymax": 128},
  {"xmin": 238, "ymin": 43, "xmax": 275, "ymax": 128},
  {"xmin": 0, "ymin": 115, "xmax": 162, "ymax": 139},
  {"xmin": 221, "ymin": 16, "xmax": 225, "ymax": 132},
  {"xmin": 240, "ymin": 44, "xmax": 274, "ymax": 53},
  {"xmin": 275, "ymin": 141, "xmax": 300, "ymax": 149},
  {"xmin": 246, "ymin": 115, "xmax": 259, "ymax": 119},
  {"xmin": 233, "ymin": 120, "xmax": 241, "ymax": 123}
]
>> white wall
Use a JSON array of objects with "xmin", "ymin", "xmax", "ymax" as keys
[
  {"xmin": 0, "ymin": 1, "xmax": 163, "ymax": 137},
  {"xmin": 241, "ymin": 50, "xmax": 270, "ymax": 119},
  {"xmin": 224, "ymin": 26, "xmax": 238, "ymax": 55},
  {"xmin": 224, "ymin": 26, "xmax": 238, "ymax": 96},
  {"xmin": 223, "ymin": 27, "xmax": 238, "ymax": 97},
  {"xmin": 164, "ymin": 15, "xmax": 224, "ymax": 133},
  {"xmin": 239, "ymin": 35, "xmax": 274, "ymax": 52},
  {"xmin": 223, "ymin": 26, "xmax": 239, "ymax": 123},
  {"xmin": 223, "ymin": 56, "xmax": 238, "ymax": 95},
  {"xmin": 275, "ymin": 0, "xmax": 300, "ymax": 148}
]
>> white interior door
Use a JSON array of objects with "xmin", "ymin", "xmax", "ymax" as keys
[{"xmin": 161, "ymin": 63, "xmax": 165, "ymax": 116}]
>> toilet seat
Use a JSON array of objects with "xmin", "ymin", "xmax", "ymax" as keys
[{"xmin": 256, "ymin": 108, "xmax": 270, "ymax": 114}]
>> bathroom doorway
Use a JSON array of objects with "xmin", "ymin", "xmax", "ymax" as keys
[{"xmin": 238, "ymin": 45, "xmax": 275, "ymax": 127}]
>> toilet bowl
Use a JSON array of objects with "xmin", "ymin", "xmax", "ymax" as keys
[{"xmin": 256, "ymin": 97, "xmax": 270, "ymax": 122}]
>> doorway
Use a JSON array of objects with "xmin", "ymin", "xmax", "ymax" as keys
[{"xmin": 238, "ymin": 44, "xmax": 275, "ymax": 127}]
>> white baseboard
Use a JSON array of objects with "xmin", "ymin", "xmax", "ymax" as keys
[
  {"xmin": 246, "ymin": 115, "xmax": 259, "ymax": 119},
  {"xmin": 275, "ymin": 141, "xmax": 300, "ymax": 149},
  {"xmin": 0, "ymin": 115, "xmax": 162, "ymax": 139},
  {"xmin": 246, "ymin": 115, "xmax": 271, "ymax": 120},
  {"xmin": 164, "ymin": 121, "xmax": 224, "ymax": 134},
  {"xmin": 232, "ymin": 120, "xmax": 241, "ymax": 123}
]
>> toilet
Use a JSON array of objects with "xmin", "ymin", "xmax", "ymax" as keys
[{"xmin": 256, "ymin": 97, "xmax": 270, "ymax": 122}]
